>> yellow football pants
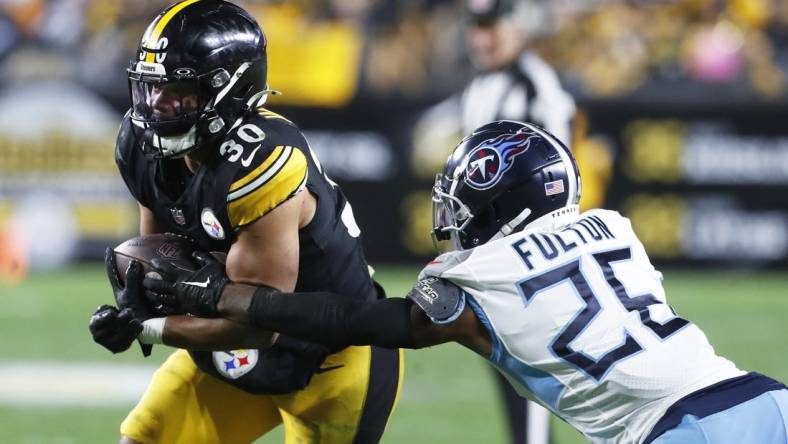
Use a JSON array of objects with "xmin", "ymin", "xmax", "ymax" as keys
[{"xmin": 120, "ymin": 345, "xmax": 404, "ymax": 443}]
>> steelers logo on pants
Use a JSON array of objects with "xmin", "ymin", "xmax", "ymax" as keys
[{"xmin": 212, "ymin": 349, "xmax": 259, "ymax": 379}]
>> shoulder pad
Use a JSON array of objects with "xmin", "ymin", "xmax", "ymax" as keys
[
  {"xmin": 114, "ymin": 113, "xmax": 146, "ymax": 204},
  {"xmin": 221, "ymin": 117, "xmax": 309, "ymax": 229},
  {"xmin": 227, "ymin": 112, "xmax": 307, "ymax": 153},
  {"xmin": 225, "ymin": 143, "xmax": 308, "ymax": 228},
  {"xmin": 255, "ymin": 107, "xmax": 295, "ymax": 125},
  {"xmin": 582, "ymin": 209, "xmax": 629, "ymax": 237},
  {"xmin": 115, "ymin": 113, "xmax": 136, "ymax": 163},
  {"xmin": 417, "ymin": 249, "xmax": 473, "ymax": 281},
  {"xmin": 406, "ymin": 277, "xmax": 465, "ymax": 324}
]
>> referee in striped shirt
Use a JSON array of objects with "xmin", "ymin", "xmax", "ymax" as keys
[{"xmin": 413, "ymin": 1, "xmax": 575, "ymax": 443}]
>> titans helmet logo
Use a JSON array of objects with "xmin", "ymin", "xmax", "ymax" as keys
[{"xmin": 464, "ymin": 132, "xmax": 535, "ymax": 190}]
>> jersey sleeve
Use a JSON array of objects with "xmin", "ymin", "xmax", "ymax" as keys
[
  {"xmin": 417, "ymin": 249, "xmax": 473, "ymax": 281},
  {"xmin": 226, "ymin": 143, "xmax": 308, "ymax": 228}
]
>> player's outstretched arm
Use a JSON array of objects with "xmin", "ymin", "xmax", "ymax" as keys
[
  {"xmin": 146, "ymin": 259, "xmax": 493, "ymax": 355},
  {"xmin": 241, "ymin": 285, "xmax": 491, "ymax": 355},
  {"xmin": 146, "ymin": 266, "xmax": 419, "ymax": 350}
]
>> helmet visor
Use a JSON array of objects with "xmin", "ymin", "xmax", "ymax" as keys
[{"xmin": 130, "ymin": 78, "xmax": 205, "ymax": 123}]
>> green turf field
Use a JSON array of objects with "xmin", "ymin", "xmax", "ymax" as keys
[{"xmin": 0, "ymin": 265, "xmax": 786, "ymax": 443}]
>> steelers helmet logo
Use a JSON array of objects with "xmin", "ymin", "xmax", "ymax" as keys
[
  {"xmin": 465, "ymin": 132, "xmax": 534, "ymax": 190},
  {"xmin": 212, "ymin": 349, "xmax": 259, "ymax": 379}
]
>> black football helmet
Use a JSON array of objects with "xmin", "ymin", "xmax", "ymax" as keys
[
  {"xmin": 432, "ymin": 120, "xmax": 581, "ymax": 250},
  {"xmin": 127, "ymin": 0, "xmax": 268, "ymax": 158}
]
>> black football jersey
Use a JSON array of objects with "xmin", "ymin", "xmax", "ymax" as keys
[{"xmin": 115, "ymin": 107, "xmax": 378, "ymax": 393}]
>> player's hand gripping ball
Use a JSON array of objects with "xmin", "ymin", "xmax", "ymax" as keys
[
  {"xmin": 89, "ymin": 234, "xmax": 199, "ymax": 355},
  {"xmin": 144, "ymin": 251, "xmax": 229, "ymax": 318},
  {"xmin": 111, "ymin": 233, "xmax": 197, "ymax": 286},
  {"xmin": 89, "ymin": 255, "xmax": 147, "ymax": 354}
]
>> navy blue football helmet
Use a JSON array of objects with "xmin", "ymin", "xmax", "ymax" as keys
[
  {"xmin": 127, "ymin": 0, "xmax": 269, "ymax": 158},
  {"xmin": 432, "ymin": 120, "xmax": 581, "ymax": 250}
]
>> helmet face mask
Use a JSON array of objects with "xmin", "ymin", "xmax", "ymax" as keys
[
  {"xmin": 127, "ymin": 62, "xmax": 249, "ymax": 158},
  {"xmin": 431, "ymin": 120, "xmax": 581, "ymax": 251},
  {"xmin": 431, "ymin": 173, "xmax": 475, "ymax": 250}
]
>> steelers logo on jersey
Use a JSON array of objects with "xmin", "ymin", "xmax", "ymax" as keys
[
  {"xmin": 201, "ymin": 208, "xmax": 226, "ymax": 240},
  {"xmin": 465, "ymin": 132, "xmax": 535, "ymax": 190},
  {"xmin": 212, "ymin": 349, "xmax": 259, "ymax": 379}
]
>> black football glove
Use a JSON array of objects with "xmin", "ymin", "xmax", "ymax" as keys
[
  {"xmin": 89, "ymin": 305, "xmax": 142, "ymax": 354},
  {"xmin": 144, "ymin": 251, "xmax": 229, "ymax": 318},
  {"xmin": 101, "ymin": 249, "xmax": 155, "ymax": 356}
]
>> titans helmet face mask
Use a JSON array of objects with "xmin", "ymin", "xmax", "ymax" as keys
[
  {"xmin": 431, "ymin": 173, "xmax": 474, "ymax": 251},
  {"xmin": 127, "ymin": 1, "xmax": 268, "ymax": 159},
  {"xmin": 431, "ymin": 120, "xmax": 581, "ymax": 251}
]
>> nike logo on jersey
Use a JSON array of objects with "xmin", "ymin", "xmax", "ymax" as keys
[
  {"xmin": 183, "ymin": 278, "xmax": 210, "ymax": 288},
  {"xmin": 315, "ymin": 364, "xmax": 344, "ymax": 374},
  {"xmin": 241, "ymin": 145, "xmax": 262, "ymax": 167}
]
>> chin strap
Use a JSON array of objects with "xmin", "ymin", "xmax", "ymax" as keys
[
  {"xmin": 501, "ymin": 208, "xmax": 533, "ymax": 236},
  {"xmin": 487, "ymin": 207, "xmax": 532, "ymax": 244}
]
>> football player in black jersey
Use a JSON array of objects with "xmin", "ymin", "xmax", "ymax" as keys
[{"xmin": 88, "ymin": 1, "xmax": 402, "ymax": 443}]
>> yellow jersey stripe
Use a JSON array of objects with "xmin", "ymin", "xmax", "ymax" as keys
[
  {"xmin": 228, "ymin": 148, "xmax": 308, "ymax": 228},
  {"xmin": 144, "ymin": 0, "xmax": 202, "ymax": 63},
  {"xmin": 227, "ymin": 146, "xmax": 292, "ymax": 201},
  {"xmin": 228, "ymin": 145, "xmax": 285, "ymax": 193}
]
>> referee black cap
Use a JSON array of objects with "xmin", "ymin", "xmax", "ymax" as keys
[{"xmin": 465, "ymin": 0, "xmax": 513, "ymax": 26}]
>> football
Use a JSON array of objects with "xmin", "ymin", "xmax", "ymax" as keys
[{"xmin": 112, "ymin": 233, "xmax": 197, "ymax": 285}]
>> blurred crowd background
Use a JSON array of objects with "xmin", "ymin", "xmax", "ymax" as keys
[{"xmin": 1, "ymin": 0, "xmax": 788, "ymax": 283}]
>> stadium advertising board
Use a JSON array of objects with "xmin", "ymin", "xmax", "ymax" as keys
[
  {"xmin": 310, "ymin": 99, "xmax": 788, "ymax": 268},
  {"xmin": 2, "ymin": 93, "xmax": 786, "ymax": 269},
  {"xmin": 586, "ymin": 101, "xmax": 788, "ymax": 268}
]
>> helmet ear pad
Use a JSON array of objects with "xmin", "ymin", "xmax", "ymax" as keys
[
  {"xmin": 458, "ymin": 160, "xmax": 570, "ymax": 249},
  {"xmin": 460, "ymin": 181, "xmax": 533, "ymax": 248},
  {"xmin": 459, "ymin": 204, "xmax": 499, "ymax": 248}
]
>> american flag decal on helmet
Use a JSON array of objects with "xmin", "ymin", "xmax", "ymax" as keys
[{"xmin": 544, "ymin": 179, "xmax": 565, "ymax": 196}]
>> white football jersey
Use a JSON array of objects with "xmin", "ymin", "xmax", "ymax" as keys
[{"xmin": 419, "ymin": 209, "xmax": 744, "ymax": 444}]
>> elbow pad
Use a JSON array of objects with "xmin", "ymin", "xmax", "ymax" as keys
[{"xmin": 406, "ymin": 277, "xmax": 465, "ymax": 324}]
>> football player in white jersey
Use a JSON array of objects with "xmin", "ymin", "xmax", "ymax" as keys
[{"xmin": 145, "ymin": 121, "xmax": 788, "ymax": 444}]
